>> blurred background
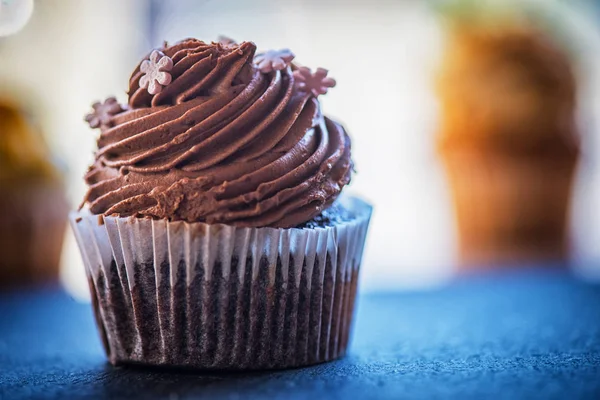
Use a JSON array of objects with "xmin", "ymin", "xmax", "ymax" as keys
[{"xmin": 2, "ymin": 0, "xmax": 600, "ymax": 299}]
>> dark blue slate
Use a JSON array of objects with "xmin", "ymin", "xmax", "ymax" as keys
[{"xmin": 1, "ymin": 269, "xmax": 599, "ymax": 400}]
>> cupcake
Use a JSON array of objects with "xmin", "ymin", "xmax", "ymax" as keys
[
  {"xmin": 436, "ymin": 17, "xmax": 579, "ymax": 267},
  {"xmin": 0, "ymin": 100, "xmax": 68, "ymax": 289},
  {"xmin": 71, "ymin": 39, "xmax": 371, "ymax": 369}
]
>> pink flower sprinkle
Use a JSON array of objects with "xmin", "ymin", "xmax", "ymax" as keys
[
  {"xmin": 139, "ymin": 50, "xmax": 173, "ymax": 95},
  {"xmin": 84, "ymin": 97, "xmax": 124, "ymax": 129},
  {"xmin": 293, "ymin": 67, "xmax": 336, "ymax": 97},
  {"xmin": 255, "ymin": 49, "xmax": 295, "ymax": 73}
]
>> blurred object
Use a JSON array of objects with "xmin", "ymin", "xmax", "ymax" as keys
[
  {"xmin": 0, "ymin": 0, "xmax": 146, "ymax": 298},
  {"xmin": 0, "ymin": 0, "xmax": 33, "ymax": 37},
  {"xmin": 0, "ymin": 99, "xmax": 68, "ymax": 289},
  {"xmin": 436, "ymin": 12, "xmax": 579, "ymax": 268}
]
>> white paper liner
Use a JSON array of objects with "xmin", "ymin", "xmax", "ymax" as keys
[{"xmin": 70, "ymin": 196, "xmax": 372, "ymax": 370}]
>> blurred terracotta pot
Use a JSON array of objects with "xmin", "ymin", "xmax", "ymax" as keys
[
  {"xmin": 0, "ymin": 182, "xmax": 68, "ymax": 288},
  {"xmin": 441, "ymin": 149, "xmax": 577, "ymax": 267},
  {"xmin": 0, "ymin": 100, "xmax": 68, "ymax": 288},
  {"xmin": 436, "ymin": 22, "xmax": 580, "ymax": 268}
]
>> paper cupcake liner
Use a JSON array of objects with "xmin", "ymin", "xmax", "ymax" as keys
[{"xmin": 70, "ymin": 196, "xmax": 371, "ymax": 370}]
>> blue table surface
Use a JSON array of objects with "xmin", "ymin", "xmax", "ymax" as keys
[{"xmin": 1, "ymin": 269, "xmax": 599, "ymax": 400}]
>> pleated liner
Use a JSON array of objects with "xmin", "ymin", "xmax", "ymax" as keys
[{"xmin": 70, "ymin": 197, "xmax": 372, "ymax": 370}]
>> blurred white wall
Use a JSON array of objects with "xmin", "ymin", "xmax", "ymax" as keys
[
  {"xmin": 557, "ymin": 1, "xmax": 600, "ymax": 281},
  {"xmin": 149, "ymin": 0, "xmax": 600, "ymax": 287},
  {"xmin": 151, "ymin": 0, "xmax": 456, "ymax": 291},
  {"xmin": 2, "ymin": 0, "xmax": 600, "ymax": 298}
]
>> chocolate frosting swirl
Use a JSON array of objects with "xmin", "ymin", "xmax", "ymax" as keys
[{"xmin": 83, "ymin": 39, "xmax": 353, "ymax": 228}]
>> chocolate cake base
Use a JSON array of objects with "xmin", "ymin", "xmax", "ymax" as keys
[{"xmin": 89, "ymin": 254, "xmax": 359, "ymax": 370}]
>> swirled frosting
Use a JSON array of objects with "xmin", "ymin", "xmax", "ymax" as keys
[{"xmin": 83, "ymin": 39, "xmax": 353, "ymax": 228}]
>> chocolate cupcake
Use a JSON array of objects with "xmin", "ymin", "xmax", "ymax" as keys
[{"xmin": 71, "ymin": 39, "xmax": 371, "ymax": 370}]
